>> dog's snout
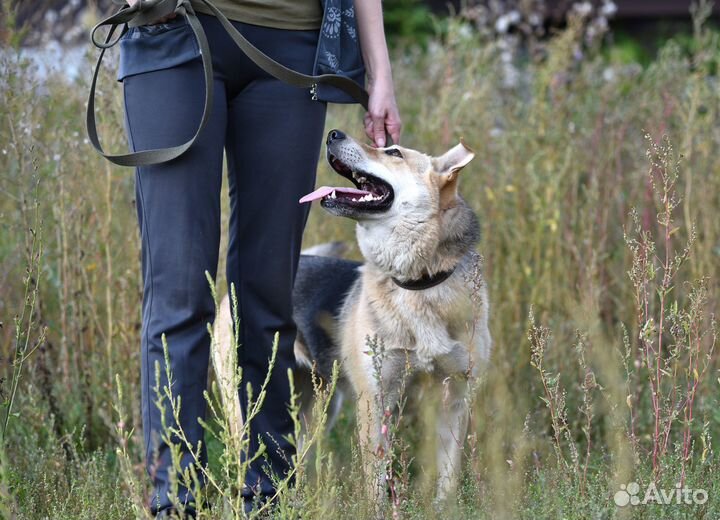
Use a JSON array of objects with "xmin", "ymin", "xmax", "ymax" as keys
[{"xmin": 327, "ymin": 129, "xmax": 346, "ymax": 145}]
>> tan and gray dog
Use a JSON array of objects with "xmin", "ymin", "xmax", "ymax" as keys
[{"xmin": 213, "ymin": 129, "xmax": 492, "ymax": 504}]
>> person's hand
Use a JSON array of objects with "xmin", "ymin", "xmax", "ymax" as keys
[
  {"xmin": 127, "ymin": 0, "xmax": 177, "ymax": 24},
  {"xmin": 364, "ymin": 74, "xmax": 402, "ymax": 148}
]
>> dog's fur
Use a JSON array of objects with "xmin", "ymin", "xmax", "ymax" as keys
[{"xmin": 213, "ymin": 131, "xmax": 492, "ymax": 503}]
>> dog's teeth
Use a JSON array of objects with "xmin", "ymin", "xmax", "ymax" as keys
[
  {"xmin": 330, "ymin": 190, "xmax": 337, "ymax": 198},
  {"xmin": 351, "ymin": 171, "xmax": 368, "ymax": 184}
]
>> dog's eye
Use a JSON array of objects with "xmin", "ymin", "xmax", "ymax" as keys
[{"xmin": 384, "ymin": 148, "xmax": 403, "ymax": 159}]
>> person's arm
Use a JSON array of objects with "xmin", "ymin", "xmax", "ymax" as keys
[{"xmin": 355, "ymin": 0, "xmax": 402, "ymax": 147}]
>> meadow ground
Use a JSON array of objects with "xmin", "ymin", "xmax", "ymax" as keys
[{"xmin": 1, "ymin": 6, "xmax": 719, "ymax": 519}]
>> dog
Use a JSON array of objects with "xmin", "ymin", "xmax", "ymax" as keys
[{"xmin": 213, "ymin": 129, "xmax": 492, "ymax": 504}]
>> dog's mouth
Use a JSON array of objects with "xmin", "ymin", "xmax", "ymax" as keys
[{"xmin": 299, "ymin": 152, "xmax": 394, "ymax": 212}]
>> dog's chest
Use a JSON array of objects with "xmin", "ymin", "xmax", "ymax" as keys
[
  {"xmin": 393, "ymin": 284, "xmax": 468, "ymax": 325},
  {"xmin": 374, "ymin": 278, "xmax": 475, "ymax": 356}
]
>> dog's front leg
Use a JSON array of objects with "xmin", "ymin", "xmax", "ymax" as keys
[
  {"xmin": 411, "ymin": 317, "xmax": 458, "ymax": 369},
  {"xmin": 355, "ymin": 365, "xmax": 407, "ymax": 516},
  {"xmin": 435, "ymin": 376, "xmax": 469, "ymax": 502}
]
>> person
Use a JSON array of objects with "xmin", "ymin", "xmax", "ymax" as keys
[{"xmin": 118, "ymin": 0, "xmax": 401, "ymax": 517}]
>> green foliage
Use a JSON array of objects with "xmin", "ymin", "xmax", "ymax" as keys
[
  {"xmin": 606, "ymin": 32, "xmax": 651, "ymax": 65},
  {"xmin": 382, "ymin": 0, "xmax": 436, "ymax": 46}
]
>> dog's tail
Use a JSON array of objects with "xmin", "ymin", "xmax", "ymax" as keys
[{"xmin": 301, "ymin": 241, "xmax": 348, "ymax": 259}]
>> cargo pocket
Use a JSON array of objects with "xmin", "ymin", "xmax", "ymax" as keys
[{"xmin": 117, "ymin": 15, "xmax": 201, "ymax": 82}]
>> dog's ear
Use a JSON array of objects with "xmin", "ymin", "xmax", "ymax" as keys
[{"xmin": 433, "ymin": 141, "xmax": 474, "ymax": 208}]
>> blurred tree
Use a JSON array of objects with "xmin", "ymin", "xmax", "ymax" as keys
[{"xmin": 382, "ymin": 0, "xmax": 436, "ymax": 45}]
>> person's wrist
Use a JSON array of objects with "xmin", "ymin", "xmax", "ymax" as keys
[
  {"xmin": 368, "ymin": 72, "xmax": 395, "ymax": 98},
  {"xmin": 365, "ymin": 57, "xmax": 393, "ymax": 84},
  {"xmin": 369, "ymin": 69, "xmax": 392, "ymax": 85}
]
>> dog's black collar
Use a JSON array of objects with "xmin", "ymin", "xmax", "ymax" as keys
[{"xmin": 391, "ymin": 268, "xmax": 456, "ymax": 291}]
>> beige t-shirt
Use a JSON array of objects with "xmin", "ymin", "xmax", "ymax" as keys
[{"xmin": 190, "ymin": 0, "xmax": 323, "ymax": 30}]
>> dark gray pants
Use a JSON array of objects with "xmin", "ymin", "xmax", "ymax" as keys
[{"xmin": 121, "ymin": 13, "xmax": 326, "ymax": 514}]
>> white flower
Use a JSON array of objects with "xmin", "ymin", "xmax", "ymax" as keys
[
  {"xmin": 601, "ymin": 1, "xmax": 618, "ymax": 17},
  {"xmin": 495, "ymin": 10, "xmax": 520, "ymax": 34},
  {"xmin": 495, "ymin": 14, "xmax": 510, "ymax": 34},
  {"xmin": 44, "ymin": 10, "xmax": 58, "ymax": 24},
  {"xmin": 572, "ymin": 2, "xmax": 593, "ymax": 17},
  {"xmin": 459, "ymin": 24, "xmax": 473, "ymax": 39}
]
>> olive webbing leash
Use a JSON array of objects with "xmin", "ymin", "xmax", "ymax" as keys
[{"xmin": 88, "ymin": 0, "xmax": 385, "ymax": 167}]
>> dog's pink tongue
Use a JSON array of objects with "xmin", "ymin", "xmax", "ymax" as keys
[{"xmin": 299, "ymin": 186, "xmax": 371, "ymax": 204}]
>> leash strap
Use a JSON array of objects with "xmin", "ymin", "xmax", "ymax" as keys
[
  {"xmin": 87, "ymin": 0, "xmax": 213, "ymax": 166},
  {"xmin": 87, "ymin": 0, "xmax": 383, "ymax": 167}
]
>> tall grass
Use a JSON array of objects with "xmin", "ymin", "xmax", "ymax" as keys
[{"xmin": 1, "ymin": 4, "xmax": 719, "ymax": 518}]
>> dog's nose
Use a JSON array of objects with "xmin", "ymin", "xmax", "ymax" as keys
[{"xmin": 327, "ymin": 129, "xmax": 346, "ymax": 145}]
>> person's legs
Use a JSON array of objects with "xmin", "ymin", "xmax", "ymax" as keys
[
  {"xmin": 223, "ymin": 25, "xmax": 327, "ymax": 502},
  {"xmin": 123, "ymin": 58, "xmax": 227, "ymax": 514}
]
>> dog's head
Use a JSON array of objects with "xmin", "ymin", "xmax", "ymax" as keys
[
  {"xmin": 300, "ymin": 130, "xmax": 475, "ymax": 221},
  {"xmin": 300, "ymin": 130, "xmax": 478, "ymax": 277}
]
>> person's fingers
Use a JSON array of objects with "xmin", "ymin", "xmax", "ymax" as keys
[
  {"xmin": 387, "ymin": 115, "xmax": 402, "ymax": 145},
  {"xmin": 371, "ymin": 111, "xmax": 386, "ymax": 148},
  {"xmin": 364, "ymin": 112, "xmax": 374, "ymax": 143},
  {"xmin": 364, "ymin": 102, "xmax": 401, "ymax": 147}
]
